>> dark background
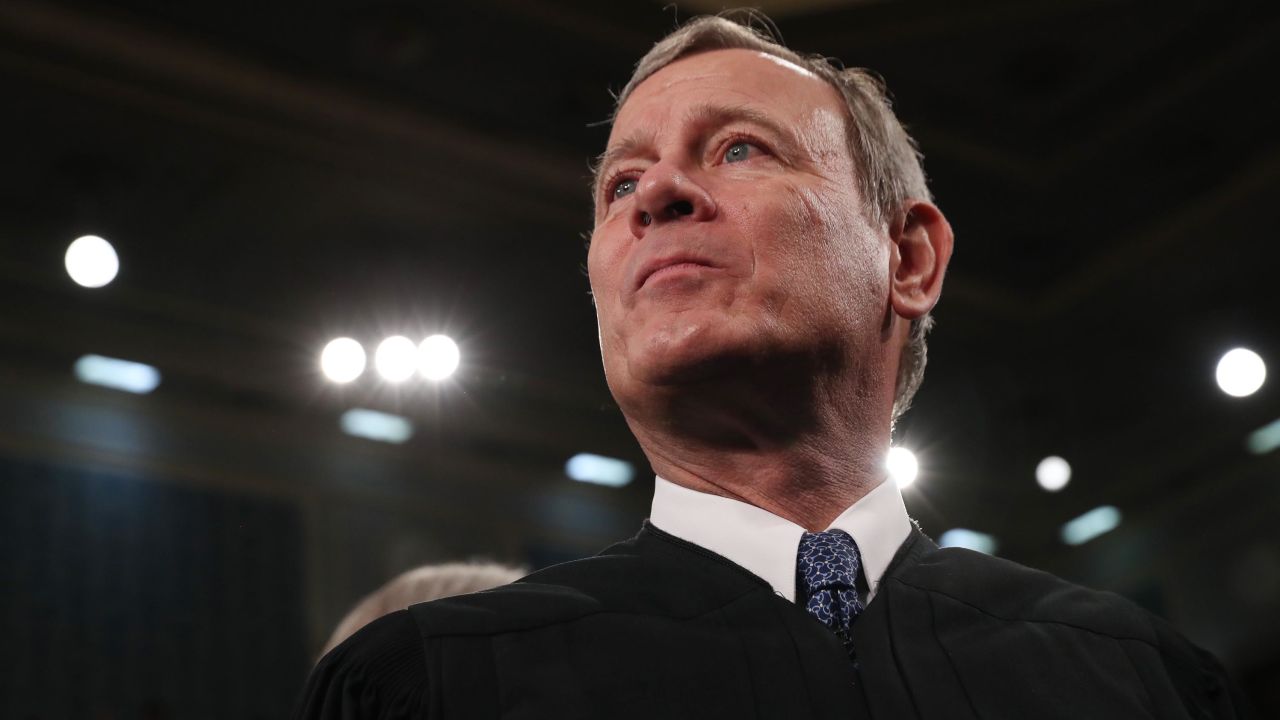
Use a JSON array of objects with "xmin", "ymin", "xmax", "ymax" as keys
[{"xmin": 1, "ymin": 0, "xmax": 1277, "ymax": 716}]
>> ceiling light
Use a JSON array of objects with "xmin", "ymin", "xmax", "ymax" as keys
[
  {"xmin": 1035, "ymin": 455, "xmax": 1071, "ymax": 492},
  {"xmin": 65, "ymin": 235, "xmax": 119, "ymax": 288},
  {"xmin": 340, "ymin": 408, "xmax": 413, "ymax": 444},
  {"xmin": 565, "ymin": 453, "xmax": 634, "ymax": 487},
  {"xmin": 320, "ymin": 338, "xmax": 366, "ymax": 383},
  {"xmin": 374, "ymin": 336, "xmax": 417, "ymax": 382},
  {"xmin": 418, "ymin": 334, "xmax": 460, "ymax": 381},
  {"xmin": 74, "ymin": 354, "xmax": 160, "ymax": 394},
  {"xmin": 1216, "ymin": 348, "xmax": 1266, "ymax": 397},
  {"xmin": 1246, "ymin": 418, "xmax": 1280, "ymax": 455},
  {"xmin": 939, "ymin": 528, "xmax": 998, "ymax": 555},
  {"xmin": 1061, "ymin": 505, "xmax": 1121, "ymax": 546}
]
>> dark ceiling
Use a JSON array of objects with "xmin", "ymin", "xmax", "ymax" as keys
[{"xmin": 1, "ymin": 0, "xmax": 1278, "ymax": 690}]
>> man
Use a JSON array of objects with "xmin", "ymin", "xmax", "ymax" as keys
[{"xmin": 293, "ymin": 15, "xmax": 1247, "ymax": 719}]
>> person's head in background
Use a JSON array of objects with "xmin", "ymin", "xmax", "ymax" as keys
[{"xmin": 319, "ymin": 562, "xmax": 525, "ymax": 660}]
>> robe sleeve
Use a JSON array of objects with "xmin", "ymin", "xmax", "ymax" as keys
[
  {"xmin": 1172, "ymin": 644, "xmax": 1257, "ymax": 719},
  {"xmin": 1152, "ymin": 613, "xmax": 1257, "ymax": 719},
  {"xmin": 291, "ymin": 610, "xmax": 429, "ymax": 720}
]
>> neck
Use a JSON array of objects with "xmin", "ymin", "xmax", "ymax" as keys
[{"xmin": 623, "ymin": 362, "xmax": 894, "ymax": 532}]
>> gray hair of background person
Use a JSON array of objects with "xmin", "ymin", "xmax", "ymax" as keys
[
  {"xmin": 600, "ymin": 14, "xmax": 937, "ymax": 422},
  {"xmin": 320, "ymin": 562, "xmax": 526, "ymax": 659}
]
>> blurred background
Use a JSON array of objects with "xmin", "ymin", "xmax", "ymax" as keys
[{"xmin": 1, "ymin": 0, "xmax": 1277, "ymax": 716}]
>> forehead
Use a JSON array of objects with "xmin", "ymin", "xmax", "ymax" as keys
[{"xmin": 610, "ymin": 48, "xmax": 847, "ymax": 143}]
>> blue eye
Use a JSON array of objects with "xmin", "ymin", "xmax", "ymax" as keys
[
  {"xmin": 724, "ymin": 141, "xmax": 754, "ymax": 163},
  {"xmin": 612, "ymin": 178, "xmax": 637, "ymax": 200}
]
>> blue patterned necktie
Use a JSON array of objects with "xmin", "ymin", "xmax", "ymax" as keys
[{"xmin": 796, "ymin": 529, "xmax": 865, "ymax": 662}]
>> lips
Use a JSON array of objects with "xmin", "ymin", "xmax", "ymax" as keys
[{"xmin": 633, "ymin": 254, "xmax": 719, "ymax": 292}]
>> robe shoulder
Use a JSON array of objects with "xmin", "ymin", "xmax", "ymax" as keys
[
  {"xmin": 291, "ymin": 610, "xmax": 427, "ymax": 720},
  {"xmin": 291, "ymin": 524, "xmax": 768, "ymax": 719},
  {"xmin": 893, "ymin": 543, "xmax": 1155, "ymax": 637},
  {"xmin": 881, "ymin": 537, "xmax": 1254, "ymax": 718},
  {"xmin": 410, "ymin": 525, "xmax": 770, "ymax": 638}
]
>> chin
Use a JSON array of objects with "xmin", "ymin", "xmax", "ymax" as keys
[{"xmin": 623, "ymin": 315, "xmax": 760, "ymax": 386}]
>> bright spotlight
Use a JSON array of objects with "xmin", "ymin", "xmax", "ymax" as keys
[
  {"xmin": 1061, "ymin": 505, "xmax": 1121, "ymax": 546},
  {"xmin": 886, "ymin": 446, "xmax": 918, "ymax": 488},
  {"xmin": 939, "ymin": 528, "xmax": 998, "ymax": 555},
  {"xmin": 320, "ymin": 338, "xmax": 366, "ymax": 383},
  {"xmin": 65, "ymin": 235, "xmax": 120, "ymax": 288},
  {"xmin": 375, "ymin": 336, "xmax": 417, "ymax": 382},
  {"xmin": 74, "ymin": 354, "xmax": 160, "ymax": 394},
  {"xmin": 418, "ymin": 334, "xmax": 460, "ymax": 381},
  {"xmin": 1035, "ymin": 455, "xmax": 1072, "ymax": 492},
  {"xmin": 565, "ymin": 453, "xmax": 635, "ymax": 488},
  {"xmin": 1216, "ymin": 348, "xmax": 1266, "ymax": 397},
  {"xmin": 340, "ymin": 408, "xmax": 413, "ymax": 444}
]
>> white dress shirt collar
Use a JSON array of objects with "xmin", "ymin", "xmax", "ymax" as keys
[{"xmin": 648, "ymin": 475, "xmax": 912, "ymax": 604}]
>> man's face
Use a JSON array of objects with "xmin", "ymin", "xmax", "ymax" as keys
[{"xmin": 588, "ymin": 48, "xmax": 893, "ymax": 403}]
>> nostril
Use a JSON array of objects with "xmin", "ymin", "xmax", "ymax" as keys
[{"xmin": 668, "ymin": 200, "xmax": 694, "ymax": 217}]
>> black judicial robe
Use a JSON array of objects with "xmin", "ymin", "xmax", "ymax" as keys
[{"xmin": 293, "ymin": 522, "xmax": 1249, "ymax": 719}]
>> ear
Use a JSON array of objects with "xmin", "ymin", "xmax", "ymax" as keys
[{"xmin": 889, "ymin": 200, "xmax": 953, "ymax": 320}]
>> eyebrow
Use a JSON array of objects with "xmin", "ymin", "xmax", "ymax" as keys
[
  {"xmin": 591, "ymin": 103, "xmax": 798, "ymax": 201},
  {"xmin": 592, "ymin": 130, "xmax": 656, "ymax": 200}
]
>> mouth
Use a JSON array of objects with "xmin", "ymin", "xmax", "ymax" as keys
[{"xmin": 634, "ymin": 255, "xmax": 719, "ymax": 292}]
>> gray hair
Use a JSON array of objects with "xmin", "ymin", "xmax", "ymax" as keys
[
  {"xmin": 319, "ymin": 561, "xmax": 525, "ymax": 659},
  {"xmin": 605, "ymin": 14, "xmax": 936, "ymax": 421}
]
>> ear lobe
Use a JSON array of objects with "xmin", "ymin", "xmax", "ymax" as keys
[{"xmin": 889, "ymin": 200, "xmax": 953, "ymax": 320}]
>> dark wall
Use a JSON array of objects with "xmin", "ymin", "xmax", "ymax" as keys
[{"xmin": 1, "ymin": 454, "xmax": 307, "ymax": 719}]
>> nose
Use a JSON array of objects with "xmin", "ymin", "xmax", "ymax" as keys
[{"xmin": 629, "ymin": 162, "xmax": 717, "ymax": 238}]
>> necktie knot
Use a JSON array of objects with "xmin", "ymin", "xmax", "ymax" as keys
[
  {"xmin": 796, "ymin": 529, "xmax": 864, "ymax": 662},
  {"xmin": 797, "ymin": 529, "xmax": 861, "ymax": 593}
]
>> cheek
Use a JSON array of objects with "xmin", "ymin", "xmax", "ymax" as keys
[
  {"xmin": 781, "ymin": 184, "xmax": 888, "ymax": 312},
  {"xmin": 586, "ymin": 233, "xmax": 628, "ymax": 343},
  {"xmin": 585, "ymin": 242, "xmax": 604, "ymax": 296},
  {"xmin": 586, "ymin": 228, "xmax": 620, "ymax": 297}
]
